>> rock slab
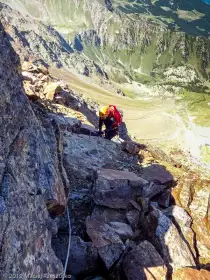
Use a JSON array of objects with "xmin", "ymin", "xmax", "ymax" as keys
[
  {"xmin": 122, "ymin": 240, "xmax": 167, "ymax": 280},
  {"xmin": 93, "ymin": 169, "xmax": 148, "ymax": 209},
  {"xmin": 86, "ymin": 217, "xmax": 125, "ymax": 269}
]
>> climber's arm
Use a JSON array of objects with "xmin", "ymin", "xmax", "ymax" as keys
[{"xmin": 99, "ymin": 117, "xmax": 104, "ymax": 132}]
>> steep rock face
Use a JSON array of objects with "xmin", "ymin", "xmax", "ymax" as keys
[
  {"xmin": 0, "ymin": 22, "xmax": 66, "ymax": 277},
  {"xmin": 172, "ymin": 178, "xmax": 210, "ymax": 265},
  {"xmin": 147, "ymin": 210, "xmax": 196, "ymax": 271},
  {"xmin": 162, "ymin": 206, "xmax": 196, "ymax": 258}
]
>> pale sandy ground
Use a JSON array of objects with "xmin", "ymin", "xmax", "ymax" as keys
[{"xmin": 50, "ymin": 67, "xmax": 210, "ymax": 172}]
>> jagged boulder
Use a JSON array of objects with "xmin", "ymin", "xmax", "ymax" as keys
[
  {"xmin": 122, "ymin": 240, "xmax": 167, "ymax": 280},
  {"xmin": 126, "ymin": 209, "xmax": 140, "ymax": 231},
  {"xmin": 121, "ymin": 141, "xmax": 141, "ymax": 155},
  {"xmin": 196, "ymin": 241, "xmax": 210, "ymax": 265},
  {"xmin": 52, "ymin": 235, "xmax": 99, "ymax": 278},
  {"xmin": 126, "ymin": 200, "xmax": 142, "ymax": 231},
  {"xmin": 141, "ymin": 182, "xmax": 168, "ymax": 200},
  {"xmin": 48, "ymin": 112, "xmax": 82, "ymax": 133},
  {"xmin": 190, "ymin": 183, "xmax": 210, "ymax": 221},
  {"xmin": 86, "ymin": 217, "xmax": 125, "ymax": 270},
  {"xmin": 162, "ymin": 206, "xmax": 196, "ymax": 258},
  {"xmin": 139, "ymin": 164, "xmax": 174, "ymax": 185},
  {"xmin": 190, "ymin": 181, "xmax": 210, "ymax": 264},
  {"xmin": 154, "ymin": 189, "xmax": 171, "ymax": 208},
  {"xmin": 92, "ymin": 169, "xmax": 148, "ymax": 209},
  {"xmin": 23, "ymin": 81, "xmax": 40, "ymax": 101},
  {"xmin": 62, "ymin": 134, "xmax": 138, "ymax": 191},
  {"xmin": 147, "ymin": 210, "xmax": 196, "ymax": 271}
]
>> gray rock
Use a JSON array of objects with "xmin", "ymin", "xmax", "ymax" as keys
[
  {"xmin": 52, "ymin": 235, "xmax": 98, "ymax": 277},
  {"xmin": 78, "ymin": 123, "xmax": 99, "ymax": 136},
  {"xmin": 135, "ymin": 197, "xmax": 150, "ymax": 212},
  {"xmin": 127, "ymin": 200, "xmax": 142, "ymax": 212},
  {"xmin": 196, "ymin": 241, "xmax": 210, "ymax": 262},
  {"xmin": 44, "ymin": 82, "xmax": 62, "ymax": 100},
  {"xmin": 121, "ymin": 141, "xmax": 141, "ymax": 155},
  {"xmin": 48, "ymin": 112, "xmax": 81, "ymax": 132},
  {"xmin": 63, "ymin": 134, "xmax": 137, "ymax": 191},
  {"xmin": 189, "ymin": 182, "xmax": 210, "ymax": 264},
  {"xmin": 69, "ymin": 189, "xmax": 92, "ymax": 238},
  {"xmin": 55, "ymin": 188, "xmax": 92, "ymax": 239},
  {"xmin": 189, "ymin": 184, "xmax": 210, "ymax": 221},
  {"xmin": 126, "ymin": 200, "xmax": 142, "ymax": 231},
  {"xmin": 91, "ymin": 206, "xmax": 127, "ymax": 224},
  {"xmin": 149, "ymin": 210, "xmax": 196, "ymax": 270},
  {"xmin": 108, "ymin": 222, "xmax": 134, "ymax": 241},
  {"xmin": 86, "ymin": 217, "xmax": 125, "ymax": 269},
  {"xmin": 142, "ymin": 182, "xmax": 167, "ymax": 199},
  {"xmin": 140, "ymin": 164, "xmax": 174, "ymax": 185},
  {"xmin": 154, "ymin": 189, "xmax": 171, "ymax": 208},
  {"xmin": 126, "ymin": 210, "xmax": 140, "ymax": 231},
  {"xmin": 122, "ymin": 240, "xmax": 167, "ymax": 280},
  {"xmin": 151, "ymin": 201, "xmax": 160, "ymax": 209},
  {"xmin": 175, "ymin": 179, "xmax": 210, "ymax": 264},
  {"xmin": 93, "ymin": 169, "xmax": 147, "ymax": 209}
]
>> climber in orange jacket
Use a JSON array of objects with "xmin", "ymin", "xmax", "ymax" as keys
[{"xmin": 98, "ymin": 105, "xmax": 122, "ymax": 140}]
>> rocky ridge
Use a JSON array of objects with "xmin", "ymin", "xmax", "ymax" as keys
[{"xmin": 0, "ymin": 19, "xmax": 209, "ymax": 279}]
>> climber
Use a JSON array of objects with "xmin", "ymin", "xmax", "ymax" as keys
[{"xmin": 98, "ymin": 105, "xmax": 122, "ymax": 140}]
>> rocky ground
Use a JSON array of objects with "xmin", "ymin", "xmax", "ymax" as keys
[{"xmin": 0, "ymin": 18, "xmax": 209, "ymax": 280}]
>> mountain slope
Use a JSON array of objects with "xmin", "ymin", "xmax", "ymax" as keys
[
  {"xmin": 2, "ymin": 0, "xmax": 210, "ymax": 87},
  {"xmin": 104, "ymin": 0, "xmax": 210, "ymax": 37},
  {"xmin": 0, "ymin": 2, "xmax": 107, "ymax": 78}
]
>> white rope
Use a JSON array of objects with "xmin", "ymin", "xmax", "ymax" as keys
[{"xmin": 62, "ymin": 206, "xmax": 71, "ymax": 280}]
